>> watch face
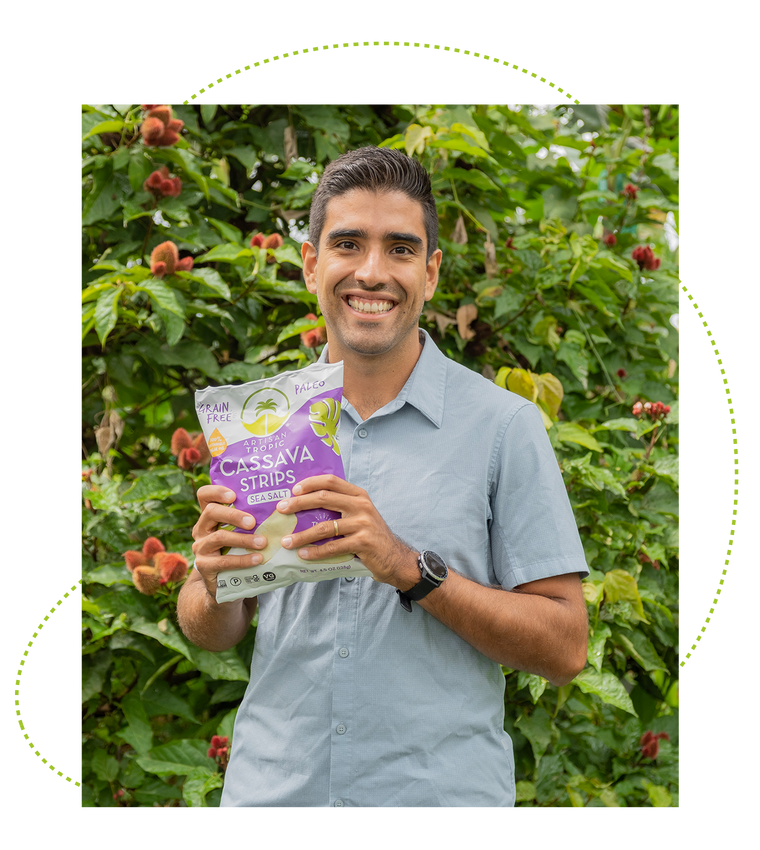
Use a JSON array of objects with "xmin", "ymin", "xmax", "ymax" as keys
[{"xmin": 422, "ymin": 551, "xmax": 447, "ymax": 580}]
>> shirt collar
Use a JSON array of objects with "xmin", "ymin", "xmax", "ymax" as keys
[{"xmin": 317, "ymin": 328, "xmax": 447, "ymax": 429}]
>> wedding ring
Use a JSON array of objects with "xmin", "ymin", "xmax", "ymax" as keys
[{"xmin": 333, "ymin": 520, "xmax": 340, "ymax": 537}]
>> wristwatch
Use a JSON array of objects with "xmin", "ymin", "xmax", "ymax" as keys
[{"xmin": 396, "ymin": 550, "xmax": 448, "ymax": 612}]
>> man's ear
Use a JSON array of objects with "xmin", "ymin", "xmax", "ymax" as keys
[
  {"xmin": 424, "ymin": 248, "xmax": 443, "ymax": 301},
  {"xmin": 302, "ymin": 241, "xmax": 318, "ymax": 294}
]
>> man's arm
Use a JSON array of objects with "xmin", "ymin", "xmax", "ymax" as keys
[
  {"xmin": 176, "ymin": 485, "xmax": 268, "ymax": 652},
  {"xmin": 177, "ymin": 570, "xmax": 258, "ymax": 652},
  {"xmin": 275, "ymin": 476, "xmax": 588, "ymax": 687},
  {"xmin": 414, "ymin": 570, "xmax": 587, "ymax": 687}
]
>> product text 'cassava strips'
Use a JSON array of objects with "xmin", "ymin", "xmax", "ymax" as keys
[{"xmin": 194, "ymin": 361, "xmax": 369, "ymax": 603}]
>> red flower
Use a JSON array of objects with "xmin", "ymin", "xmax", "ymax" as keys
[
  {"xmin": 144, "ymin": 166, "xmax": 182, "ymax": 198},
  {"xmin": 262, "ymin": 234, "xmax": 283, "ymax": 250},
  {"xmin": 604, "ymin": 232, "xmax": 617, "ymax": 246},
  {"xmin": 208, "ymin": 735, "xmax": 229, "ymax": 761},
  {"xmin": 640, "ymin": 731, "xmax": 670, "ymax": 759},
  {"xmin": 262, "ymin": 233, "xmax": 284, "ymax": 263},
  {"xmin": 123, "ymin": 537, "xmax": 188, "ymax": 594},
  {"xmin": 300, "ymin": 313, "xmax": 327, "ymax": 349},
  {"xmin": 140, "ymin": 105, "xmax": 184, "ymax": 148},
  {"xmin": 623, "ymin": 183, "xmax": 639, "ymax": 200},
  {"xmin": 150, "ymin": 241, "xmax": 194, "ymax": 278},
  {"xmin": 632, "ymin": 245, "xmax": 661, "ymax": 271},
  {"xmin": 632, "ymin": 400, "xmax": 670, "ymax": 421},
  {"xmin": 170, "ymin": 428, "xmax": 211, "ymax": 469}
]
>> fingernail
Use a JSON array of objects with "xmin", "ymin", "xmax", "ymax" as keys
[
  {"xmin": 298, "ymin": 548, "xmax": 309, "ymax": 559},
  {"xmin": 253, "ymin": 536, "xmax": 266, "ymax": 547},
  {"xmin": 292, "ymin": 484, "xmax": 302, "ymax": 495},
  {"xmin": 242, "ymin": 516, "xmax": 255, "ymax": 528},
  {"xmin": 277, "ymin": 500, "xmax": 289, "ymax": 511},
  {"xmin": 251, "ymin": 554, "xmax": 262, "ymax": 565},
  {"xmin": 225, "ymin": 491, "xmax": 236, "ymax": 502},
  {"xmin": 281, "ymin": 536, "xmax": 293, "ymax": 548}
]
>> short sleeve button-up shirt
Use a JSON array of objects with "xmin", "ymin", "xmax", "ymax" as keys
[{"xmin": 221, "ymin": 331, "xmax": 588, "ymax": 807}]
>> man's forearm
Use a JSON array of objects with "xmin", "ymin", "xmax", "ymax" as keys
[
  {"xmin": 401, "ymin": 565, "xmax": 587, "ymax": 687},
  {"xmin": 177, "ymin": 569, "xmax": 257, "ymax": 652}
]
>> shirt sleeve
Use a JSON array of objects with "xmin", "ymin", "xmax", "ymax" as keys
[{"xmin": 489, "ymin": 401, "xmax": 589, "ymax": 589}]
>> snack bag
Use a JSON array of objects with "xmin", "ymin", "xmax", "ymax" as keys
[{"xmin": 195, "ymin": 361, "xmax": 370, "ymax": 602}]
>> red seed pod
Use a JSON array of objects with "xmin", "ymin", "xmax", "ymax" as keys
[
  {"xmin": 147, "ymin": 106, "xmax": 173, "ymax": 126},
  {"xmin": 140, "ymin": 116, "xmax": 166, "ymax": 146},
  {"xmin": 142, "ymin": 537, "xmax": 166, "ymax": 560},
  {"xmin": 616, "ymin": 368, "xmax": 627, "ymax": 378},
  {"xmin": 155, "ymin": 551, "xmax": 189, "ymax": 585},
  {"xmin": 132, "ymin": 565, "xmax": 161, "ymax": 596},
  {"xmin": 211, "ymin": 736, "xmax": 223, "ymax": 748},
  {"xmin": 623, "ymin": 183, "xmax": 639, "ymax": 200},
  {"xmin": 208, "ymin": 747, "xmax": 218, "ymax": 759},
  {"xmin": 262, "ymin": 233, "xmax": 284, "ymax": 250},
  {"xmin": 150, "ymin": 241, "xmax": 180, "ymax": 277},
  {"xmin": 631, "ymin": 245, "xmax": 660, "ymax": 271},
  {"xmin": 123, "ymin": 550, "xmax": 145, "ymax": 572},
  {"xmin": 171, "ymin": 428, "xmax": 192, "ymax": 456},
  {"xmin": 632, "ymin": 401, "xmax": 643, "ymax": 416},
  {"xmin": 250, "ymin": 233, "xmax": 265, "ymax": 248},
  {"xmin": 177, "ymin": 446, "xmax": 202, "ymax": 470}
]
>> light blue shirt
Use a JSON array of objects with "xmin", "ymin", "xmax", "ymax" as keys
[{"xmin": 221, "ymin": 330, "xmax": 588, "ymax": 807}]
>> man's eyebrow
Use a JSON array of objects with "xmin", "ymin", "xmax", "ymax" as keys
[{"xmin": 325, "ymin": 228, "xmax": 423, "ymax": 247}]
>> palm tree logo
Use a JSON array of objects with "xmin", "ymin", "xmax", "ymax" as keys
[{"xmin": 241, "ymin": 388, "xmax": 290, "ymax": 436}]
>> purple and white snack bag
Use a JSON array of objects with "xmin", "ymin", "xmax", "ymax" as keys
[{"xmin": 195, "ymin": 360, "xmax": 370, "ymax": 603}]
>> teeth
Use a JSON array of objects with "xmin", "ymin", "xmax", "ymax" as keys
[{"xmin": 347, "ymin": 298, "xmax": 394, "ymax": 314}]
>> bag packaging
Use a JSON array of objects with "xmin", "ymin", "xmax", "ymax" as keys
[{"xmin": 195, "ymin": 361, "xmax": 370, "ymax": 602}]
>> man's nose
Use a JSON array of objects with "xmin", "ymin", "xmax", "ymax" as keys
[{"xmin": 353, "ymin": 246, "xmax": 389, "ymax": 286}]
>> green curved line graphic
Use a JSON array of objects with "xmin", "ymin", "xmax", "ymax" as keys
[
  {"xmin": 678, "ymin": 277, "xmax": 741, "ymax": 670},
  {"xmin": 180, "ymin": 42, "xmax": 580, "ymax": 105},
  {"xmin": 12, "ymin": 579, "xmax": 82, "ymax": 788}
]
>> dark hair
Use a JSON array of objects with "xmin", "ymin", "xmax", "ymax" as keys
[{"xmin": 308, "ymin": 146, "xmax": 438, "ymax": 260}]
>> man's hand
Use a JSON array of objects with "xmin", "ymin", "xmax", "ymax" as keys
[
  {"xmin": 191, "ymin": 485, "xmax": 270, "ymax": 597},
  {"xmin": 274, "ymin": 475, "xmax": 419, "ymax": 589}
]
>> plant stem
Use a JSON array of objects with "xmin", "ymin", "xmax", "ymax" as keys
[{"xmin": 141, "ymin": 655, "xmax": 183, "ymax": 695}]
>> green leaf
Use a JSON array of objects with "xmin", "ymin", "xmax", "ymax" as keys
[
  {"xmin": 82, "ymin": 119, "xmax": 124, "ymax": 140},
  {"xmin": 121, "ymin": 470, "xmax": 184, "ymax": 503},
  {"xmin": 644, "ymin": 782, "xmax": 673, "ymax": 807},
  {"xmin": 200, "ymin": 103, "xmax": 218, "ymax": 126},
  {"xmin": 272, "ymin": 244, "xmax": 304, "ymax": 268},
  {"xmin": 196, "ymin": 243, "xmax": 251, "ymax": 263},
  {"xmin": 611, "ymin": 627, "xmax": 667, "ymax": 672},
  {"xmin": 517, "ymin": 671, "xmax": 548, "ymax": 703},
  {"xmin": 82, "ymin": 650, "xmax": 112, "ymax": 702},
  {"xmin": 573, "ymin": 668, "xmax": 637, "ymax": 715},
  {"xmin": 91, "ymin": 748, "xmax": 120, "ymax": 782},
  {"xmin": 574, "ymin": 283, "xmax": 615, "ymax": 317},
  {"xmin": 515, "ymin": 707, "xmax": 555, "ymax": 762},
  {"xmin": 587, "ymin": 623, "xmax": 611, "ymax": 673},
  {"xmin": 119, "ymin": 693, "xmax": 154, "ymax": 755},
  {"xmin": 555, "ymin": 422, "xmax": 602, "ymax": 452},
  {"xmin": 139, "ymin": 279, "xmax": 185, "ymax": 317},
  {"xmin": 653, "ymin": 454, "xmax": 679, "ymax": 486},
  {"xmin": 556, "ymin": 342, "xmax": 589, "ymax": 389},
  {"xmin": 276, "ymin": 315, "xmax": 324, "ymax": 344},
  {"xmin": 94, "ymin": 286, "xmax": 121, "ymax": 345},
  {"xmin": 176, "ymin": 267, "xmax": 231, "ymax": 300},
  {"xmin": 137, "ymin": 739, "xmax": 216, "ymax": 778},
  {"xmin": 183, "ymin": 768, "xmax": 224, "ymax": 807},
  {"xmin": 603, "ymin": 569, "xmax": 648, "ymax": 623}
]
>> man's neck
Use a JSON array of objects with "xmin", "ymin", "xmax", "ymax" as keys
[{"xmin": 329, "ymin": 330, "xmax": 424, "ymax": 421}]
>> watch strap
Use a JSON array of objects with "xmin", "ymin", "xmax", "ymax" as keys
[{"xmin": 397, "ymin": 551, "xmax": 447, "ymax": 612}]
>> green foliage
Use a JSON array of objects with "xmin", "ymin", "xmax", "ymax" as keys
[{"xmin": 82, "ymin": 103, "xmax": 678, "ymax": 806}]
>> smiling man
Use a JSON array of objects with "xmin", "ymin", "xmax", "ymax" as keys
[{"xmin": 178, "ymin": 146, "xmax": 589, "ymax": 807}]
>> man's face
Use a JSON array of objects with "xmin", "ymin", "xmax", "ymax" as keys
[{"xmin": 302, "ymin": 189, "xmax": 441, "ymax": 359}]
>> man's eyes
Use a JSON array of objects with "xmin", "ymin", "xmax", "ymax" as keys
[{"xmin": 333, "ymin": 241, "xmax": 413, "ymax": 254}]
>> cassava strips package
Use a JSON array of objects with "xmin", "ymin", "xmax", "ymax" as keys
[{"xmin": 195, "ymin": 361, "xmax": 370, "ymax": 603}]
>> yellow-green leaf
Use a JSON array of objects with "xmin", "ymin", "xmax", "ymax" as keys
[
  {"xmin": 603, "ymin": 569, "xmax": 648, "ymax": 622},
  {"xmin": 404, "ymin": 123, "xmax": 433, "ymax": 157},
  {"xmin": 506, "ymin": 368, "xmax": 539, "ymax": 402},
  {"xmin": 555, "ymin": 421, "xmax": 602, "ymax": 452}
]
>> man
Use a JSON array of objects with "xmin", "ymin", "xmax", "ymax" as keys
[{"xmin": 178, "ymin": 146, "xmax": 588, "ymax": 807}]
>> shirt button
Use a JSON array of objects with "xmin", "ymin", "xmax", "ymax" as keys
[
  {"xmin": 338, "ymin": 647, "xmax": 349, "ymax": 658},
  {"xmin": 358, "ymin": 428, "xmax": 368, "ymax": 438},
  {"xmin": 336, "ymin": 723, "xmax": 347, "ymax": 735},
  {"xmin": 344, "ymin": 576, "xmax": 355, "ymax": 582},
  {"xmin": 334, "ymin": 799, "xmax": 344, "ymax": 807}
]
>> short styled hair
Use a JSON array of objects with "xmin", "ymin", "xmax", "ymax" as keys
[{"xmin": 308, "ymin": 146, "xmax": 439, "ymax": 260}]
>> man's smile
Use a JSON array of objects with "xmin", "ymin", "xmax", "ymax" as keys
[{"xmin": 344, "ymin": 294, "xmax": 397, "ymax": 316}]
